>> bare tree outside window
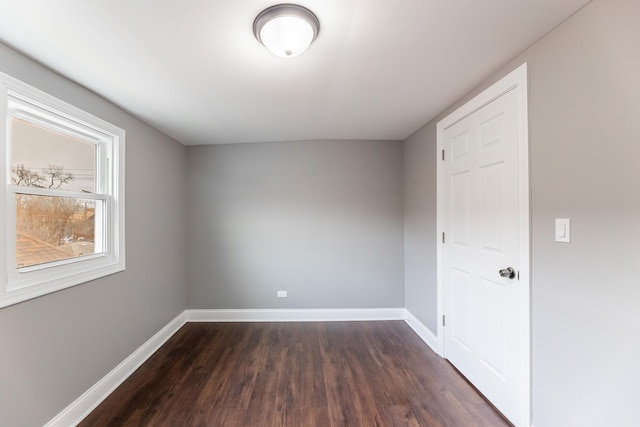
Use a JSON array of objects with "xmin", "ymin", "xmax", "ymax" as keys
[
  {"xmin": 42, "ymin": 165, "xmax": 74, "ymax": 190},
  {"xmin": 12, "ymin": 164, "xmax": 96, "ymax": 268},
  {"xmin": 1, "ymin": 72, "xmax": 125, "ymax": 308},
  {"xmin": 12, "ymin": 164, "xmax": 44, "ymax": 187}
]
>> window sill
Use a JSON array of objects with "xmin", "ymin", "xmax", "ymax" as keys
[{"xmin": 1, "ymin": 259, "xmax": 125, "ymax": 309}]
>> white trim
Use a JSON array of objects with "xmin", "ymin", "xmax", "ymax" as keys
[
  {"xmin": 0, "ymin": 70, "xmax": 126, "ymax": 308},
  {"xmin": 436, "ymin": 63, "xmax": 530, "ymax": 427},
  {"xmin": 43, "ymin": 307, "xmax": 486, "ymax": 427},
  {"xmin": 404, "ymin": 309, "xmax": 439, "ymax": 354},
  {"xmin": 186, "ymin": 308, "xmax": 406, "ymax": 322},
  {"xmin": 45, "ymin": 312, "xmax": 187, "ymax": 427}
]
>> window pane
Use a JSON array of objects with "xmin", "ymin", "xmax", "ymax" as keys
[
  {"xmin": 16, "ymin": 194, "xmax": 101, "ymax": 268},
  {"xmin": 10, "ymin": 117, "xmax": 97, "ymax": 192}
]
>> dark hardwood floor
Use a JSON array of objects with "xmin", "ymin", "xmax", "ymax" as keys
[{"xmin": 80, "ymin": 321, "xmax": 510, "ymax": 426}]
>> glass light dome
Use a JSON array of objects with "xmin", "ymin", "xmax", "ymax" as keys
[{"xmin": 254, "ymin": 4, "xmax": 320, "ymax": 58}]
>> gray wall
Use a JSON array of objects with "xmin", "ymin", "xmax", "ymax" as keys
[
  {"xmin": 404, "ymin": 121, "xmax": 438, "ymax": 332},
  {"xmin": 403, "ymin": 0, "xmax": 640, "ymax": 425},
  {"xmin": 0, "ymin": 43, "xmax": 188, "ymax": 426},
  {"xmin": 187, "ymin": 140, "xmax": 404, "ymax": 309},
  {"xmin": 3, "ymin": 0, "xmax": 637, "ymax": 424}
]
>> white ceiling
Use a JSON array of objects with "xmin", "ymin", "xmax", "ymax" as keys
[{"xmin": 0, "ymin": 0, "xmax": 591, "ymax": 145}]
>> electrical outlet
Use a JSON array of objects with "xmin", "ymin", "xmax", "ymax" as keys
[{"xmin": 277, "ymin": 291, "xmax": 288, "ymax": 298}]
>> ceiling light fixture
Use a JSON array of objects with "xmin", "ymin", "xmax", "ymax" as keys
[{"xmin": 253, "ymin": 4, "xmax": 320, "ymax": 58}]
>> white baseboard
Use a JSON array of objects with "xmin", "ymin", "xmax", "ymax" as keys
[
  {"xmin": 404, "ymin": 309, "xmax": 440, "ymax": 355},
  {"xmin": 46, "ymin": 307, "xmax": 427, "ymax": 426},
  {"xmin": 186, "ymin": 308, "xmax": 406, "ymax": 322},
  {"xmin": 45, "ymin": 311, "xmax": 187, "ymax": 427}
]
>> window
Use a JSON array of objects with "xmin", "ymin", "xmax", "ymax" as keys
[{"xmin": 0, "ymin": 72, "xmax": 125, "ymax": 308}]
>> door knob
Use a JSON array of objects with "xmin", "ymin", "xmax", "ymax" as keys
[{"xmin": 499, "ymin": 267, "xmax": 516, "ymax": 279}]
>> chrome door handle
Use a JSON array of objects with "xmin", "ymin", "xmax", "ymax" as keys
[{"xmin": 499, "ymin": 267, "xmax": 516, "ymax": 279}]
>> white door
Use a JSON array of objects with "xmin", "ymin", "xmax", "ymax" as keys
[{"xmin": 440, "ymin": 82, "xmax": 527, "ymax": 425}]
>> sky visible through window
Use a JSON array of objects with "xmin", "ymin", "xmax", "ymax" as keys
[
  {"xmin": 10, "ymin": 117, "xmax": 99, "ymax": 268},
  {"xmin": 10, "ymin": 117, "xmax": 96, "ymax": 192}
]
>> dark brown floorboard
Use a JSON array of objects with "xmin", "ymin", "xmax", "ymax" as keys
[{"xmin": 80, "ymin": 321, "xmax": 510, "ymax": 427}]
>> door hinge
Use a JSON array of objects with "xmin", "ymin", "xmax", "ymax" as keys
[
  {"xmin": 442, "ymin": 232, "xmax": 445, "ymax": 243},
  {"xmin": 442, "ymin": 149, "xmax": 445, "ymax": 161},
  {"xmin": 442, "ymin": 315, "xmax": 446, "ymax": 327}
]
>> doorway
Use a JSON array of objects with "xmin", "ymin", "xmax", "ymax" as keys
[{"xmin": 436, "ymin": 64, "xmax": 530, "ymax": 426}]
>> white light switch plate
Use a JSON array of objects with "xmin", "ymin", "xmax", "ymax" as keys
[
  {"xmin": 555, "ymin": 218, "xmax": 571, "ymax": 243},
  {"xmin": 277, "ymin": 291, "xmax": 288, "ymax": 298}
]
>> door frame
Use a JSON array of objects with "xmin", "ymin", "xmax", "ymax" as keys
[{"xmin": 436, "ymin": 63, "xmax": 530, "ymax": 426}]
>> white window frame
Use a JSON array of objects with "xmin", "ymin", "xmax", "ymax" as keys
[{"xmin": 0, "ymin": 71, "xmax": 125, "ymax": 308}]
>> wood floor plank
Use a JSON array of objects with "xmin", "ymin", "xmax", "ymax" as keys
[
  {"xmin": 80, "ymin": 321, "xmax": 511, "ymax": 427},
  {"xmin": 382, "ymin": 404, "xmax": 423, "ymax": 427}
]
